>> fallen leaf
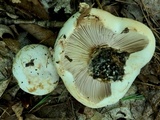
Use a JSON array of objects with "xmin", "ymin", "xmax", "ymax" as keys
[
  {"xmin": 19, "ymin": 23, "xmax": 57, "ymax": 46},
  {"xmin": 3, "ymin": 38, "xmax": 20, "ymax": 53},
  {"xmin": 12, "ymin": 0, "xmax": 21, "ymax": 3},
  {"xmin": 155, "ymin": 110, "xmax": 160, "ymax": 120},
  {"xmin": 84, "ymin": 107, "xmax": 95, "ymax": 119},
  {"xmin": 0, "ymin": 78, "xmax": 10, "ymax": 97},
  {"xmin": 2, "ymin": 84, "xmax": 20, "ymax": 102},
  {"xmin": 27, "ymin": 0, "xmax": 39, "ymax": 5},
  {"xmin": 12, "ymin": 102, "xmax": 24, "ymax": 120},
  {"xmin": 25, "ymin": 114, "xmax": 53, "ymax": 120},
  {"xmin": 0, "ymin": 41, "xmax": 13, "ymax": 81},
  {"xmin": 120, "ymin": 0, "xmax": 143, "ymax": 22},
  {"xmin": 142, "ymin": 0, "xmax": 160, "ymax": 21},
  {"xmin": 0, "ymin": 24, "xmax": 14, "ymax": 39},
  {"xmin": 8, "ymin": 0, "xmax": 49, "ymax": 19}
]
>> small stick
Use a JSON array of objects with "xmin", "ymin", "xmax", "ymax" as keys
[{"xmin": 0, "ymin": 18, "xmax": 64, "ymax": 28}]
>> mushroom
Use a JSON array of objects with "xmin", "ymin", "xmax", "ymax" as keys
[
  {"xmin": 53, "ymin": 3, "xmax": 155, "ymax": 108},
  {"xmin": 12, "ymin": 44, "xmax": 59, "ymax": 95}
]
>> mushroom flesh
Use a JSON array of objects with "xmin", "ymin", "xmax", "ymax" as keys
[
  {"xmin": 12, "ymin": 44, "xmax": 59, "ymax": 95},
  {"xmin": 53, "ymin": 3, "xmax": 155, "ymax": 108}
]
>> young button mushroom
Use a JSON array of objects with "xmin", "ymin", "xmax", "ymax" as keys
[
  {"xmin": 12, "ymin": 44, "xmax": 59, "ymax": 95},
  {"xmin": 53, "ymin": 3, "xmax": 155, "ymax": 108}
]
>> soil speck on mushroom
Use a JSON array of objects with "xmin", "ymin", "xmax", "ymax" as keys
[
  {"xmin": 88, "ymin": 46, "xmax": 130, "ymax": 82},
  {"xmin": 25, "ymin": 59, "xmax": 35, "ymax": 67}
]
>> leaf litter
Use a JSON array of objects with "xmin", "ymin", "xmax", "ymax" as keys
[{"xmin": 0, "ymin": 0, "xmax": 160, "ymax": 119}]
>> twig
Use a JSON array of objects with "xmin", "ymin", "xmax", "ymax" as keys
[
  {"xmin": 70, "ymin": 98, "xmax": 77, "ymax": 120},
  {"xmin": 138, "ymin": 0, "xmax": 160, "ymax": 44},
  {"xmin": 135, "ymin": 81, "xmax": 160, "ymax": 89},
  {"xmin": 115, "ymin": 0, "xmax": 137, "ymax": 4},
  {"xmin": 95, "ymin": 0, "xmax": 103, "ymax": 9},
  {"xmin": 0, "ymin": 107, "xmax": 10, "ymax": 118},
  {"xmin": 154, "ymin": 52, "xmax": 160, "ymax": 62},
  {"xmin": 0, "ymin": 18, "xmax": 64, "ymax": 28}
]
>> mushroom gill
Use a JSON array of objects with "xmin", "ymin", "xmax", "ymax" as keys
[{"xmin": 61, "ymin": 19, "xmax": 149, "ymax": 103}]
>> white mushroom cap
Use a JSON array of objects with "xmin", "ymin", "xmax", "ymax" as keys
[
  {"xmin": 12, "ymin": 44, "xmax": 59, "ymax": 95},
  {"xmin": 53, "ymin": 3, "xmax": 155, "ymax": 108}
]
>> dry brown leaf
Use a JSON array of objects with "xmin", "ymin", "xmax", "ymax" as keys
[
  {"xmin": 8, "ymin": 0, "xmax": 49, "ymax": 20},
  {"xmin": 0, "ymin": 38, "xmax": 19, "ymax": 97},
  {"xmin": 0, "ymin": 24, "xmax": 14, "ymax": 39},
  {"xmin": 25, "ymin": 114, "xmax": 53, "ymax": 120},
  {"xmin": 155, "ymin": 110, "xmax": 160, "ymax": 120},
  {"xmin": 120, "ymin": 0, "xmax": 143, "ymax": 22},
  {"xmin": 142, "ymin": 0, "xmax": 160, "ymax": 21},
  {"xmin": 84, "ymin": 107, "xmax": 95, "ymax": 119},
  {"xmin": 147, "ymin": 75, "xmax": 160, "ymax": 85},
  {"xmin": 0, "ymin": 78, "xmax": 11, "ymax": 97},
  {"xmin": 19, "ymin": 23, "xmax": 57, "ymax": 46},
  {"xmin": 2, "ymin": 83, "xmax": 20, "ymax": 102},
  {"xmin": 54, "ymin": 0, "xmax": 72, "ymax": 14},
  {"xmin": 0, "ymin": 41, "xmax": 9, "ymax": 56},
  {"xmin": 34, "ymin": 102, "xmax": 74, "ymax": 119},
  {"xmin": 27, "ymin": 0, "xmax": 39, "ymax": 5},
  {"xmin": 3, "ymin": 38, "xmax": 20, "ymax": 53},
  {"xmin": 149, "ymin": 90, "xmax": 160, "ymax": 112},
  {"xmin": 141, "ymin": 103, "xmax": 154, "ymax": 120},
  {"xmin": 12, "ymin": 102, "xmax": 24, "ymax": 120},
  {"xmin": 12, "ymin": 0, "xmax": 21, "ymax": 3},
  {"xmin": 0, "ymin": 41, "xmax": 13, "ymax": 81}
]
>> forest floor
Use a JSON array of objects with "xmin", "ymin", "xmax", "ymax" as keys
[{"xmin": 0, "ymin": 0, "xmax": 160, "ymax": 120}]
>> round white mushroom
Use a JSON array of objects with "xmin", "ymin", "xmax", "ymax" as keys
[
  {"xmin": 12, "ymin": 44, "xmax": 59, "ymax": 95},
  {"xmin": 53, "ymin": 3, "xmax": 155, "ymax": 108}
]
